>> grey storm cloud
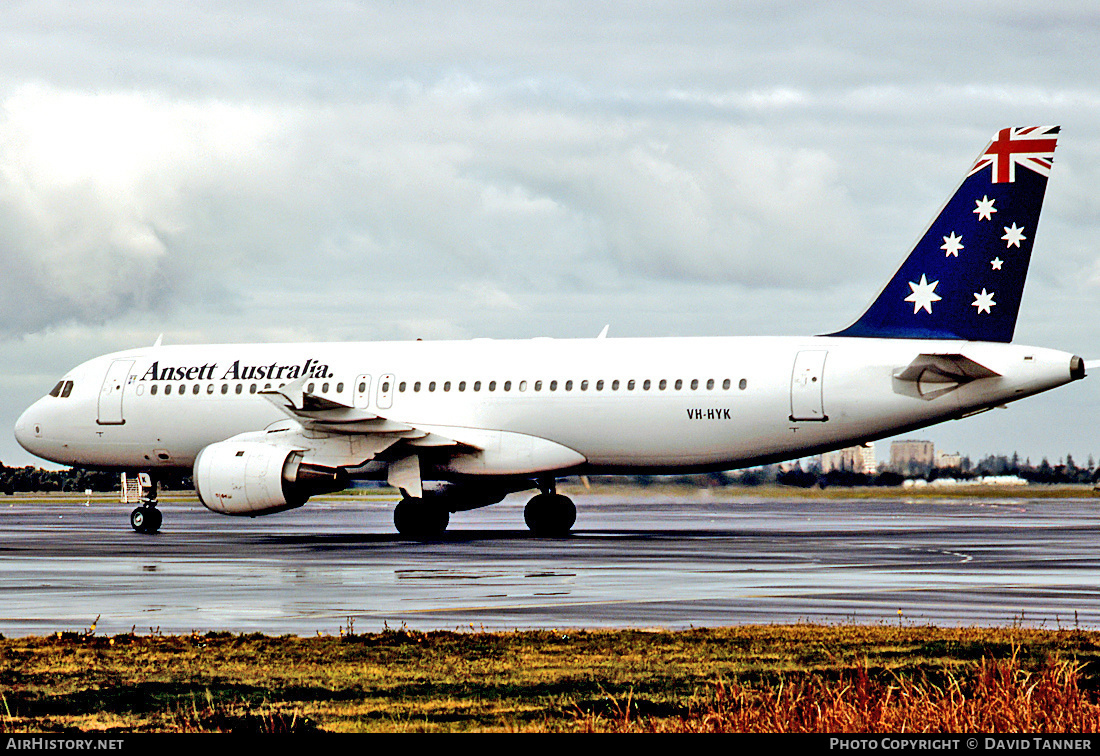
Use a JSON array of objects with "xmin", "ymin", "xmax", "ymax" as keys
[{"xmin": 0, "ymin": 78, "xmax": 870, "ymax": 336}]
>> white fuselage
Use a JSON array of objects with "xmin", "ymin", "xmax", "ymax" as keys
[{"xmin": 14, "ymin": 336, "xmax": 1081, "ymax": 477}]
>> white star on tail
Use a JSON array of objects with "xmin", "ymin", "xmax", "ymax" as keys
[
  {"xmin": 991, "ymin": 257, "xmax": 1003, "ymax": 270},
  {"xmin": 974, "ymin": 195, "xmax": 997, "ymax": 221},
  {"xmin": 972, "ymin": 289, "xmax": 996, "ymax": 314},
  {"xmin": 905, "ymin": 274, "xmax": 941, "ymax": 314},
  {"xmin": 1002, "ymin": 223, "xmax": 1026, "ymax": 248},
  {"xmin": 941, "ymin": 232, "xmax": 963, "ymax": 257}
]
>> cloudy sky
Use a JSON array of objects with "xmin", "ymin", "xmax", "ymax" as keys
[{"xmin": 3, "ymin": 1, "xmax": 1100, "ymax": 468}]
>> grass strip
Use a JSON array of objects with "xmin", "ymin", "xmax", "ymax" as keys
[{"xmin": 3, "ymin": 624, "xmax": 1100, "ymax": 732}]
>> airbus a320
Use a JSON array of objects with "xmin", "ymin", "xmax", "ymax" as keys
[{"xmin": 15, "ymin": 126, "xmax": 1091, "ymax": 537}]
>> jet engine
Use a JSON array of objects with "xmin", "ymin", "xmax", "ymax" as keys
[{"xmin": 194, "ymin": 439, "xmax": 347, "ymax": 516}]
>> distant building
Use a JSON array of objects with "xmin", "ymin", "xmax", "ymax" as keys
[
  {"xmin": 820, "ymin": 443, "xmax": 877, "ymax": 474},
  {"xmin": 891, "ymin": 440, "xmax": 935, "ymax": 475},
  {"xmin": 936, "ymin": 451, "xmax": 963, "ymax": 469}
]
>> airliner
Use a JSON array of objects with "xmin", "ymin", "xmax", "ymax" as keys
[{"xmin": 14, "ymin": 126, "xmax": 1090, "ymax": 537}]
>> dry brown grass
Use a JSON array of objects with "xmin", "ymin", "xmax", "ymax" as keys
[
  {"xmin": 5, "ymin": 625, "xmax": 1100, "ymax": 732},
  {"xmin": 580, "ymin": 652, "xmax": 1100, "ymax": 732}
]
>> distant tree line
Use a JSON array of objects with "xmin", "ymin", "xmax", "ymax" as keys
[
  {"xmin": 3, "ymin": 452, "xmax": 1097, "ymax": 494},
  {"xmin": 0, "ymin": 464, "xmax": 192, "ymax": 495},
  {"xmin": 772, "ymin": 452, "xmax": 1100, "ymax": 488},
  {"xmin": 595, "ymin": 452, "xmax": 1100, "ymax": 489}
]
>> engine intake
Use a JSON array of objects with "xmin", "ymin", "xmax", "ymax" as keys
[{"xmin": 194, "ymin": 440, "xmax": 347, "ymax": 516}]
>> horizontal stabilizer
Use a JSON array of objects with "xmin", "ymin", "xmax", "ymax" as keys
[
  {"xmin": 893, "ymin": 353, "xmax": 1000, "ymax": 401},
  {"xmin": 894, "ymin": 353, "xmax": 1001, "ymax": 383}
]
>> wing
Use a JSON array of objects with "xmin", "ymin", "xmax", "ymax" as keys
[
  {"xmin": 257, "ymin": 378, "xmax": 586, "ymax": 497},
  {"xmin": 259, "ymin": 377, "xmax": 468, "ymax": 448}
]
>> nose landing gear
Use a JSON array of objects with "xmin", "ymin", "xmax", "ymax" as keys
[
  {"xmin": 123, "ymin": 472, "xmax": 161, "ymax": 534},
  {"xmin": 129, "ymin": 505, "xmax": 162, "ymax": 534}
]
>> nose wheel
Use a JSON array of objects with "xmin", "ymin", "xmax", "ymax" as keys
[{"xmin": 130, "ymin": 506, "xmax": 162, "ymax": 534}]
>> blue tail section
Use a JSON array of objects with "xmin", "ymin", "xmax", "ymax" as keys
[{"xmin": 830, "ymin": 126, "xmax": 1059, "ymax": 343}]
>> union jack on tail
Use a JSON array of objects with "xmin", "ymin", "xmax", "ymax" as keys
[{"xmin": 830, "ymin": 126, "xmax": 1059, "ymax": 343}]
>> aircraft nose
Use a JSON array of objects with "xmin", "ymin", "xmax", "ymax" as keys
[{"xmin": 14, "ymin": 404, "xmax": 42, "ymax": 454}]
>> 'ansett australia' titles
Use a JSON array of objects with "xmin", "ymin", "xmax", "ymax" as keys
[{"xmin": 139, "ymin": 359, "xmax": 332, "ymax": 383}]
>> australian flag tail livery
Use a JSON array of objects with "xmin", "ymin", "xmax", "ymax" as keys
[{"xmin": 830, "ymin": 126, "xmax": 1060, "ymax": 343}]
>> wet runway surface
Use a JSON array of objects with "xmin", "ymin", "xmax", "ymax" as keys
[{"xmin": 4, "ymin": 491, "xmax": 1100, "ymax": 636}]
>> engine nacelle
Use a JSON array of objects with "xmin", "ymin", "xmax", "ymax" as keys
[{"xmin": 194, "ymin": 439, "xmax": 347, "ymax": 516}]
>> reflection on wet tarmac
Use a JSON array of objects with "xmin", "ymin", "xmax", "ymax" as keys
[{"xmin": 2, "ymin": 493, "xmax": 1100, "ymax": 636}]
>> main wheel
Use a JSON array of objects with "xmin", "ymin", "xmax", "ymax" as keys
[
  {"xmin": 524, "ymin": 493, "xmax": 576, "ymax": 536},
  {"xmin": 130, "ymin": 506, "xmax": 162, "ymax": 534},
  {"xmin": 393, "ymin": 497, "xmax": 450, "ymax": 538}
]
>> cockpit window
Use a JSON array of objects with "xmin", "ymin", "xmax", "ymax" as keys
[{"xmin": 48, "ymin": 380, "xmax": 74, "ymax": 398}]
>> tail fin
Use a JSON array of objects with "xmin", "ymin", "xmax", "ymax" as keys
[{"xmin": 829, "ymin": 126, "xmax": 1059, "ymax": 342}]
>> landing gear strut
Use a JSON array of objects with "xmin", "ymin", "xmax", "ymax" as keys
[
  {"xmin": 124, "ymin": 472, "xmax": 161, "ymax": 534},
  {"xmin": 525, "ymin": 477, "xmax": 576, "ymax": 536},
  {"xmin": 393, "ymin": 495, "xmax": 450, "ymax": 539}
]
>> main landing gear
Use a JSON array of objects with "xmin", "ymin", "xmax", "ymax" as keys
[
  {"xmin": 524, "ymin": 479, "xmax": 576, "ymax": 537},
  {"xmin": 390, "ymin": 477, "xmax": 578, "ymax": 538},
  {"xmin": 123, "ymin": 472, "xmax": 161, "ymax": 534},
  {"xmin": 393, "ymin": 496, "xmax": 450, "ymax": 539}
]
